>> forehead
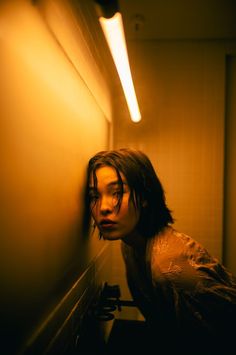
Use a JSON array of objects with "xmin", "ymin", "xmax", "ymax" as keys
[{"xmin": 89, "ymin": 166, "xmax": 125, "ymax": 186}]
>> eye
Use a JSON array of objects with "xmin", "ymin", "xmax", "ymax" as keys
[
  {"xmin": 113, "ymin": 189, "xmax": 122, "ymax": 197},
  {"xmin": 111, "ymin": 189, "xmax": 123, "ymax": 207}
]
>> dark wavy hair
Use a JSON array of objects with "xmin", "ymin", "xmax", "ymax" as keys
[{"xmin": 83, "ymin": 148, "xmax": 174, "ymax": 239}]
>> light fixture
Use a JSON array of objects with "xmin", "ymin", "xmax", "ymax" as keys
[{"xmin": 95, "ymin": 0, "xmax": 141, "ymax": 123}]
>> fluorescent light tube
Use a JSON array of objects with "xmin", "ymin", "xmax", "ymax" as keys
[{"xmin": 99, "ymin": 12, "xmax": 141, "ymax": 123}]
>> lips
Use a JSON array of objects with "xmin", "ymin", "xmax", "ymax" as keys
[{"xmin": 99, "ymin": 219, "xmax": 117, "ymax": 230}]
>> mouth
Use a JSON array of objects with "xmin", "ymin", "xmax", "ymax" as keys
[{"xmin": 99, "ymin": 219, "xmax": 117, "ymax": 230}]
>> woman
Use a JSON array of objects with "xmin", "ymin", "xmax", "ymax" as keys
[{"xmin": 84, "ymin": 148, "xmax": 236, "ymax": 354}]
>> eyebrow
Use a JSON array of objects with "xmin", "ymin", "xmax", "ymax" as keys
[
  {"xmin": 108, "ymin": 181, "xmax": 126, "ymax": 187},
  {"xmin": 89, "ymin": 180, "xmax": 127, "ymax": 189}
]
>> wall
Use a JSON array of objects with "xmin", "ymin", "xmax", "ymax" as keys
[
  {"xmin": 224, "ymin": 55, "xmax": 236, "ymax": 274},
  {"xmin": 111, "ymin": 39, "xmax": 236, "ymax": 297},
  {"xmin": 0, "ymin": 0, "xmax": 113, "ymax": 353}
]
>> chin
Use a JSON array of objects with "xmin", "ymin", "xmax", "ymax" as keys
[{"xmin": 103, "ymin": 234, "xmax": 122, "ymax": 241}]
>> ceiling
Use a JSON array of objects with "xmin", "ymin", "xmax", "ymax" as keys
[
  {"xmin": 119, "ymin": 0, "xmax": 236, "ymax": 40},
  {"xmin": 77, "ymin": 0, "xmax": 236, "ymax": 105}
]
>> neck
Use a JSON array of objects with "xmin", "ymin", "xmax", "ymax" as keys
[{"xmin": 123, "ymin": 230, "xmax": 146, "ymax": 255}]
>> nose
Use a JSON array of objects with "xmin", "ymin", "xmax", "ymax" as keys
[{"xmin": 100, "ymin": 195, "xmax": 113, "ymax": 215}]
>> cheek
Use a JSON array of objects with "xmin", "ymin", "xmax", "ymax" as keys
[
  {"xmin": 130, "ymin": 202, "xmax": 140, "ymax": 225},
  {"xmin": 90, "ymin": 204, "xmax": 98, "ymax": 221},
  {"xmin": 130, "ymin": 211, "xmax": 140, "ymax": 227},
  {"xmin": 122, "ymin": 200, "xmax": 139, "ymax": 225}
]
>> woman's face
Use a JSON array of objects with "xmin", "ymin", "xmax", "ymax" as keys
[{"xmin": 89, "ymin": 166, "xmax": 140, "ymax": 241}]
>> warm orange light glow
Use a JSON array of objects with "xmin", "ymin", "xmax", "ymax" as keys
[{"xmin": 99, "ymin": 12, "xmax": 141, "ymax": 123}]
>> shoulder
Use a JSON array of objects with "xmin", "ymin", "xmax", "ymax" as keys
[
  {"xmin": 148, "ymin": 226, "xmax": 192, "ymax": 262},
  {"xmin": 147, "ymin": 226, "xmax": 213, "ymax": 291},
  {"xmin": 148, "ymin": 226, "xmax": 214, "ymax": 266}
]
